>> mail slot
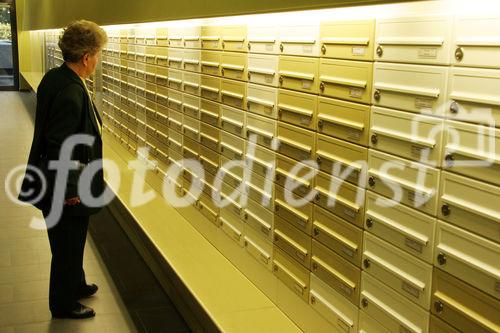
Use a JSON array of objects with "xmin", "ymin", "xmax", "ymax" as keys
[
  {"xmin": 438, "ymin": 171, "xmax": 500, "ymax": 243},
  {"xmin": 319, "ymin": 59, "xmax": 373, "ymax": 105},
  {"xmin": 155, "ymin": 47, "xmax": 169, "ymax": 67},
  {"xmin": 279, "ymin": 56, "xmax": 319, "ymax": 94},
  {"xmin": 245, "ymin": 170, "xmax": 274, "ymax": 211},
  {"xmin": 278, "ymin": 89, "xmax": 317, "ymax": 130},
  {"xmin": 363, "ymin": 232, "xmax": 432, "ymax": 309},
  {"xmin": 443, "ymin": 120, "xmax": 500, "ymax": 186},
  {"xmin": 220, "ymin": 130, "xmax": 245, "ymax": 160},
  {"xmin": 182, "ymin": 116, "xmax": 200, "ymax": 142},
  {"xmin": 434, "ymin": 221, "xmax": 500, "ymax": 299},
  {"xmin": 200, "ymin": 122, "xmax": 220, "ymax": 152},
  {"xmin": 316, "ymin": 134, "xmax": 367, "ymax": 187},
  {"xmin": 312, "ymin": 240, "xmax": 361, "ymax": 305},
  {"xmin": 145, "ymin": 64, "xmax": 157, "ymax": 83},
  {"xmin": 221, "ymin": 52, "xmax": 247, "ymax": 81},
  {"xmin": 198, "ymin": 192, "xmax": 219, "ymax": 226},
  {"xmin": 375, "ymin": 15, "xmax": 452, "ymax": 65},
  {"xmin": 182, "ymin": 136, "xmax": 200, "ymax": 161},
  {"xmin": 167, "ymin": 68, "xmax": 183, "ymax": 91},
  {"xmin": 219, "ymin": 159, "xmax": 245, "ymax": 194},
  {"xmin": 245, "ymin": 144, "xmax": 275, "ymax": 179},
  {"xmin": 145, "ymin": 46, "xmax": 157, "ymax": 64},
  {"xmin": 246, "ymin": 113, "xmax": 277, "ymax": 150},
  {"xmin": 277, "ymin": 122, "xmax": 315, "ymax": 161},
  {"xmin": 274, "ymin": 215, "xmax": 311, "ymax": 268},
  {"xmin": 200, "ymin": 50, "xmax": 221, "ymax": 76},
  {"xmin": 313, "ymin": 205, "xmax": 363, "ymax": 266},
  {"xmin": 247, "ymin": 54, "xmax": 279, "ymax": 87},
  {"xmin": 183, "ymin": 72, "xmax": 201, "ymax": 96},
  {"xmin": 167, "ymin": 128, "xmax": 183, "ymax": 155},
  {"xmin": 372, "ymin": 62, "xmax": 448, "ymax": 116},
  {"xmin": 275, "ymin": 184, "xmax": 313, "ymax": 235},
  {"xmin": 220, "ymin": 213, "xmax": 245, "ymax": 247},
  {"xmin": 168, "ymin": 109, "xmax": 183, "ymax": 134},
  {"xmin": 279, "ymin": 23, "xmax": 320, "ymax": 56},
  {"xmin": 273, "ymin": 247, "xmax": 310, "ymax": 302},
  {"xmin": 309, "ymin": 274, "xmax": 359, "ymax": 333},
  {"xmin": 429, "ymin": 315, "xmax": 460, "ymax": 333},
  {"xmin": 431, "ymin": 268, "xmax": 500, "ymax": 333},
  {"xmin": 200, "ymin": 74, "xmax": 220, "ymax": 102},
  {"xmin": 243, "ymin": 196, "xmax": 274, "ymax": 241},
  {"xmin": 320, "ymin": 19, "xmax": 375, "ymax": 61},
  {"xmin": 247, "ymin": 83, "xmax": 278, "ymax": 119},
  {"xmin": 360, "ymin": 272, "xmax": 430, "ymax": 333},
  {"xmin": 275, "ymin": 154, "xmax": 317, "ymax": 198},
  {"xmin": 201, "ymin": 25, "xmax": 222, "ymax": 50},
  {"xmin": 368, "ymin": 149, "xmax": 440, "ymax": 216},
  {"xmin": 168, "ymin": 89, "xmax": 183, "ymax": 112},
  {"xmin": 221, "ymin": 79, "xmax": 246, "ymax": 110},
  {"xmin": 244, "ymin": 227, "xmax": 273, "ymax": 271},
  {"xmin": 167, "ymin": 48, "xmax": 183, "ymax": 69},
  {"xmin": 199, "ymin": 145, "xmax": 220, "ymax": 176},
  {"xmin": 220, "ymin": 105, "xmax": 245, "ymax": 138},
  {"xmin": 317, "ymin": 97, "xmax": 370, "ymax": 146},
  {"xmin": 156, "ymin": 66, "xmax": 169, "ymax": 87},
  {"xmin": 199, "ymin": 99, "xmax": 219, "ymax": 128},
  {"xmin": 182, "ymin": 94, "xmax": 200, "ymax": 119},
  {"xmin": 221, "ymin": 25, "xmax": 248, "ymax": 52},
  {"xmin": 247, "ymin": 24, "xmax": 280, "ymax": 54},
  {"xmin": 365, "ymin": 191, "xmax": 436, "ymax": 264},
  {"xmin": 446, "ymin": 67, "xmax": 500, "ymax": 127},
  {"xmin": 314, "ymin": 171, "xmax": 365, "ymax": 226},
  {"xmin": 370, "ymin": 106, "xmax": 444, "ymax": 166},
  {"xmin": 183, "ymin": 49, "xmax": 201, "ymax": 72}
]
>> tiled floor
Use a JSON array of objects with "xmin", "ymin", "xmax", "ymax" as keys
[{"xmin": 0, "ymin": 92, "xmax": 138, "ymax": 332}]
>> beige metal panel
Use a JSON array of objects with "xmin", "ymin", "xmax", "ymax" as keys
[
  {"xmin": 434, "ymin": 221, "xmax": 500, "ymax": 299},
  {"xmin": 221, "ymin": 79, "xmax": 247, "ymax": 110},
  {"xmin": 320, "ymin": 19, "xmax": 375, "ymax": 61},
  {"xmin": 198, "ymin": 192, "xmax": 220, "ymax": 226},
  {"xmin": 309, "ymin": 274, "xmax": 359, "ymax": 333},
  {"xmin": 200, "ymin": 145, "xmax": 220, "ymax": 176},
  {"xmin": 246, "ymin": 113, "xmax": 278, "ymax": 150},
  {"xmin": 245, "ymin": 144, "xmax": 276, "ymax": 179},
  {"xmin": 167, "ymin": 48, "xmax": 184, "ymax": 69},
  {"xmin": 315, "ymin": 134, "xmax": 368, "ymax": 187},
  {"xmin": 311, "ymin": 240, "xmax": 361, "ymax": 305},
  {"xmin": 243, "ymin": 226, "xmax": 273, "ymax": 271},
  {"xmin": 247, "ymin": 54, "xmax": 280, "ymax": 87},
  {"xmin": 168, "ymin": 88, "xmax": 184, "ymax": 112},
  {"xmin": 245, "ymin": 170, "xmax": 274, "ymax": 211},
  {"xmin": 155, "ymin": 28, "xmax": 168, "ymax": 47},
  {"xmin": 221, "ymin": 52, "xmax": 248, "ymax": 81},
  {"xmin": 432, "ymin": 268, "xmax": 500, "ymax": 333},
  {"xmin": 156, "ymin": 86, "xmax": 169, "ymax": 108},
  {"xmin": 167, "ymin": 68, "xmax": 184, "ymax": 91},
  {"xmin": 200, "ymin": 74, "xmax": 221, "ymax": 102},
  {"xmin": 221, "ymin": 105, "xmax": 246, "ymax": 138},
  {"xmin": 278, "ymin": 89, "xmax": 317, "ymax": 130},
  {"xmin": 365, "ymin": 191, "xmax": 436, "ymax": 264},
  {"xmin": 273, "ymin": 247, "xmax": 310, "ymax": 303},
  {"xmin": 279, "ymin": 23, "xmax": 320, "ymax": 57},
  {"xmin": 183, "ymin": 49, "xmax": 201, "ymax": 73},
  {"xmin": 370, "ymin": 106, "xmax": 444, "ymax": 166},
  {"xmin": 275, "ymin": 154, "xmax": 317, "ymax": 198},
  {"xmin": 274, "ymin": 215, "xmax": 312, "ymax": 268},
  {"xmin": 156, "ymin": 47, "xmax": 169, "ymax": 67},
  {"xmin": 168, "ymin": 130, "xmax": 183, "ymax": 157},
  {"xmin": 438, "ymin": 171, "xmax": 500, "ymax": 243},
  {"xmin": 243, "ymin": 196, "xmax": 274, "ymax": 242},
  {"xmin": 446, "ymin": 67, "xmax": 500, "ymax": 127},
  {"xmin": 200, "ymin": 98, "xmax": 220, "ymax": 128},
  {"xmin": 319, "ymin": 59, "xmax": 373, "ymax": 105},
  {"xmin": 317, "ymin": 97, "xmax": 370, "ymax": 146},
  {"xmin": 220, "ymin": 130, "xmax": 245, "ymax": 161},
  {"xmin": 360, "ymin": 272, "xmax": 430, "ymax": 333},
  {"xmin": 368, "ymin": 149, "xmax": 440, "ymax": 216},
  {"xmin": 372, "ymin": 62, "xmax": 448, "ymax": 117},
  {"xmin": 168, "ymin": 109, "xmax": 184, "ymax": 134},
  {"xmin": 182, "ymin": 93, "xmax": 200, "ymax": 119},
  {"xmin": 313, "ymin": 205, "xmax": 363, "ymax": 266},
  {"xmin": 182, "ymin": 136, "xmax": 200, "ymax": 161},
  {"xmin": 363, "ymin": 232, "xmax": 432, "ymax": 309},
  {"xmin": 247, "ymin": 24, "xmax": 280, "ymax": 55},
  {"xmin": 169, "ymin": 25, "xmax": 198, "ymax": 48},
  {"xmin": 156, "ymin": 66, "xmax": 169, "ymax": 87},
  {"xmin": 274, "ymin": 185, "xmax": 313, "ymax": 236},
  {"xmin": 429, "ymin": 315, "xmax": 460, "ymax": 333},
  {"xmin": 200, "ymin": 50, "xmax": 221, "ymax": 76},
  {"xmin": 221, "ymin": 25, "xmax": 248, "ymax": 52},
  {"xmin": 200, "ymin": 122, "xmax": 220, "ymax": 152},
  {"xmin": 452, "ymin": 15, "xmax": 500, "ymax": 69},
  {"xmin": 182, "ymin": 116, "xmax": 200, "ymax": 142},
  {"xmin": 278, "ymin": 56, "xmax": 319, "ymax": 94},
  {"xmin": 183, "ymin": 72, "xmax": 201, "ymax": 96},
  {"xmin": 220, "ymin": 212, "xmax": 245, "ymax": 247},
  {"xmin": 375, "ymin": 15, "xmax": 452, "ymax": 65},
  {"xmin": 247, "ymin": 83, "xmax": 279, "ymax": 119},
  {"xmin": 443, "ymin": 120, "xmax": 500, "ymax": 186},
  {"xmin": 276, "ymin": 122, "xmax": 315, "ymax": 161},
  {"xmin": 358, "ymin": 311, "xmax": 391, "ymax": 333},
  {"xmin": 219, "ymin": 166, "xmax": 245, "ymax": 197}
]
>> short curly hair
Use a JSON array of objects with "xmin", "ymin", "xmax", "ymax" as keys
[{"xmin": 58, "ymin": 20, "xmax": 108, "ymax": 63}]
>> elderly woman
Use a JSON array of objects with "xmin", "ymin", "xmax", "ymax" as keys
[{"xmin": 20, "ymin": 20, "xmax": 107, "ymax": 319}]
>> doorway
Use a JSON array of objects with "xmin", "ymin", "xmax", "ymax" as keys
[{"xmin": 0, "ymin": 0, "xmax": 18, "ymax": 90}]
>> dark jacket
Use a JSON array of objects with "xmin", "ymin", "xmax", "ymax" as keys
[{"xmin": 19, "ymin": 63, "xmax": 104, "ymax": 216}]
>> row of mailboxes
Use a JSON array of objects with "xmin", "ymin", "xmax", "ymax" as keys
[{"xmin": 105, "ymin": 15, "xmax": 500, "ymax": 68}]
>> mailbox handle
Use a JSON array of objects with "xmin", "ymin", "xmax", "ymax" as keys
[
  {"xmin": 377, "ymin": 36, "xmax": 444, "ymax": 46},
  {"xmin": 311, "ymin": 256, "xmax": 356, "ymax": 291},
  {"xmin": 183, "ymin": 103, "xmax": 200, "ymax": 113},
  {"xmin": 221, "ymin": 63, "xmax": 245, "ymax": 72},
  {"xmin": 279, "ymin": 70, "xmax": 315, "ymax": 81},
  {"xmin": 313, "ymin": 221, "xmax": 358, "ymax": 254},
  {"xmin": 183, "ymin": 82, "xmax": 200, "ymax": 89},
  {"xmin": 281, "ymin": 38, "xmax": 316, "ymax": 44},
  {"xmin": 220, "ymin": 142, "xmax": 243, "ymax": 157},
  {"xmin": 445, "ymin": 144, "xmax": 500, "ymax": 165},
  {"xmin": 274, "ymin": 229, "xmax": 308, "ymax": 258},
  {"xmin": 317, "ymin": 113, "xmax": 365, "ymax": 132},
  {"xmin": 275, "ymin": 167, "xmax": 311, "ymax": 189},
  {"xmin": 309, "ymin": 290, "xmax": 354, "ymax": 329},
  {"xmin": 275, "ymin": 198, "xmax": 309, "ymax": 225},
  {"xmin": 183, "ymin": 59, "xmax": 200, "ymax": 65},
  {"xmin": 200, "ymin": 155, "xmax": 218, "ymax": 169},
  {"xmin": 246, "ymin": 125, "xmax": 274, "ymax": 139},
  {"xmin": 200, "ymin": 108, "xmax": 219, "ymax": 120},
  {"xmin": 374, "ymin": 82, "xmax": 440, "ymax": 99},
  {"xmin": 244, "ymin": 209, "xmax": 272, "ymax": 232},
  {"xmin": 276, "ymin": 136, "xmax": 312, "ymax": 154},
  {"xmin": 168, "ymin": 56, "xmax": 183, "ymax": 63},
  {"xmin": 247, "ymin": 66, "xmax": 276, "ymax": 76},
  {"xmin": 321, "ymin": 37, "xmax": 369, "ymax": 46},
  {"xmin": 183, "ymin": 124, "xmax": 200, "ymax": 135},
  {"xmin": 220, "ymin": 116, "xmax": 244, "ymax": 129},
  {"xmin": 278, "ymin": 103, "xmax": 314, "ymax": 118},
  {"xmin": 168, "ymin": 77, "xmax": 183, "ymax": 85},
  {"xmin": 220, "ymin": 216, "xmax": 243, "ymax": 242},
  {"xmin": 449, "ymin": 92, "xmax": 500, "ymax": 107},
  {"xmin": 315, "ymin": 185, "xmax": 360, "ymax": 214},
  {"xmin": 273, "ymin": 260, "xmax": 307, "ymax": 294},
  {"xmin": 316, "ymin": 149, "xmax": 363, "ymax": 172},
  {"xmin": 200, "ymin": 85, "xmax": 220, "ymax": 94},
  {"xmin": 247, "ymin": 96, "xmax": 275, "ymax": 109},
  {"xmin": 368, "ymin": 170, "xmax": 434, "ymax": 198},
  {"xmin": 200, "ymin": 132, "xmax": 219, "ymax": 145},
  {"xmin": 441, "ymin": 194, "xmax": 500, "ymax": 224},
  {"xmin": 201, "ymin": 61, "xmax": 220, "ymax": 68},
  {"xmin": 221, "ymin": 90, "xmax": 244, "ymax": 100},
  {"xmin": 371, "ymin": 126, "xmax": 436, "ymax": 148},
  {"xmin": 320, "ymin": 75, "xmax": 367, "ymax": 89}
]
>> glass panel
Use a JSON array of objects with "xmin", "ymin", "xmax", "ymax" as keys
[{"xmin": 0, "ymin": 2, "xmax": 13, "ymax": 87}]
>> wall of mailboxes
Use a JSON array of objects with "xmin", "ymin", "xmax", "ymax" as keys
[{"xmin": 43, "ymin": 10, "xmax": 500, "ymax": 333}]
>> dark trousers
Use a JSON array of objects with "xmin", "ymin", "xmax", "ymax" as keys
[{"xmin": 44, "ymin": 211, "xmax": 90, "ymax": 313}]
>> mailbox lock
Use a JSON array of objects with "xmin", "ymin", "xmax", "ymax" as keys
[
  {"xmin": 455, "ymin": 47, "xmax": 464, "ymax": 62},
  {"xmin": 373, "ymin": 89, "xmax": 381, "ymax": 101},
  {"xmin": 441, "ymin": 204, "xmax": 451, "ymax": 216},
  {"xmin": 450, "ymin": 101, "xmax": 459, "ymax": 114},
  {"xmin": 445, "ymin": 154, "xmax": 454, "ymax": 167},
  {"xmin": 246, "ymin": 131, "xmax": 251, "ymax": 138},
  {"xmin": 247, "ymin": 43, "xmax": 251, "ymax": 51},
  {"xmin": 221, "ymin": 41, "xmax": 225, "ymax": 49},
  {"xmin": 437, "ymin": 252, "xmax": 447, "ymax": 266},
  {"xmin": 320, "ymin": 82, "xmax": 325, "ymax": 92},
  {"xmin": 376, "ymin": 45, "xmax": 383, "ymax": 57},
  {"xmin": 368, "ymin": 176, "xmax": 376, "ymax": 187},
  {"xmin": 280, "ymin": 43, "xmax": 284, "ymax": 52},
  {"xmin": 434, "ymin": 301, "xmax": 444, "ymax": 313},
  {"xmin": 275, "ymin": 174, "xmax": 281, "ymax": 181},
  {"xmin": 321, "ymin": 44, "xmax": 326, "ymax": 55},
  {"xmin": 361, "ymin": 298, "xmax": 369, "ymax": 308},
  {"xmin": 315, "ymin": 193, "xmax": 321, "ymax": 201},
  {"xmin": 275, "ymin": 205, "xmax": 280, "ymax": 212},
  {"xmin": 221, "ymin": 68, "xmax": 225, "ymax": 76},
  {"xmin": 279, "ymin": 76, "xmax": 284, "ymax": 85},
  {"xmin": 247, "ymin": 72, "xmax": 251, "ymax": 80},
  {"xmin": 366, "ymin": 218, "xmax": 373, "ymax": 229},
  {"xmin": 244, "ymin": 212, "xmax": 248, "ymax": 220},
  {"xmin": 247, "ymin": 101, "xmax": 251, "ymax": 109},
  {"xmin": 273, "ymin": 264, "xmax": 279, "ymax": 272},
  {"xmin": 310, "ymin": 296, "xmax": 316, "ymax": 305},
  {"xmin": 371, "ymin": 134, "xmax": 378, "ymax": 145},
  {"xmin": 318, "ymin": 119, "xmax": 324, "ymax": 129},
  {"xmin": 313, "ymin": 228, "xmax": 320, "ymax": 236},
  {"xmin": 363, "ymin": 259, "xmax": 371, "ymax": 269},
  {"xmin": 220, "ymin": 146, "xmax": 225, "ymax": 153},
  {"xmin": 274, "ymin": 234, "xmax": 280, "ymax": 242},
  {"xmin": 312, "ymin": 262, "xmax": 318, "ymax": 270},
  {"xmin": 316, "ymin": 156, "xmax": 322, "ymax": 165}
]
